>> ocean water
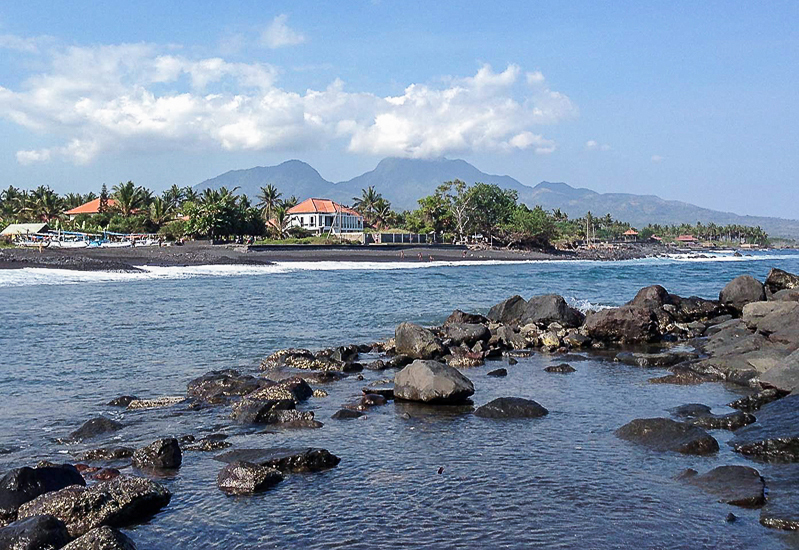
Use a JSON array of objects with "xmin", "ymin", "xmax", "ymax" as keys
[{"xmin": 2, "ymin": 251, "xmax": 799, "ymax": 549}]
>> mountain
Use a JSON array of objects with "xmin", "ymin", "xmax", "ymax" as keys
[{"xmin": 195, "ymin": 158, "xmax": 799, "ymax": 239}]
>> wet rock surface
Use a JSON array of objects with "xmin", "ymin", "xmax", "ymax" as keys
[
  {"xmin": 487, "ymin": 368, "xmax": 508, "ymax": 377},
  {"xmin": 670, "ymin": 404, "xmax": 754, "ymax": 431},
  {"xmin": 217, "ymin": 462, "xmax": 283, "ymax": 495},
  {"xmin": 214, "ymin": 448, "xmax": 340, "ymax": 473},
  {"xmin": 544, "ymin": 363, "xmax": 576, "ymax": 373},
  {"xmin": 131, "ymin": 439, "xmax": 182, "ymax": 470},
  {"xmin": 229, "ymin": 398, "xmax": 295, "ymax": 424},
  {"xmin": 331, "ymin": 409, "xmax": 365, "ymax": 420},
  {"xmin": 474, "ymin": 397, "xmax": 549, "ymax": 419},
  {"xmin": 61, "ymin": 526, "xmax": 137, "ymax": 550},
  {"xmin": 68, "ymin": 417, "xmax": 123, "ymax": 442},
  {"xmin": 0, "ymin": 515, "xmax": 70, "ymax": 550},
  {"xmin": 0, "ymin": 465, "xmax": 86, "ymax": 526},
  {"xmin": 759, "ymin": 464, "xmax": 799, "ymax": 530},
  {"xmin": 615, "ymin": 418, "xmax": 719, "ymax": 455},
  {"xmin": 187, "ymin": 370, "xmax": 263, "ymax": 404},
  {"xmin": 394, "ymin": 360, "xmax": 475, "ymax": 403},
  {"xmin": 728, "ymin": 388, "xmax": 787, "ymax": 413},
  {"xmin": 680, "ymin": 465, "xmax": 765, "ymax": 507},
  {"xmin": 731, "ymin": 394, "xmax": 799, "ymax": 461}
]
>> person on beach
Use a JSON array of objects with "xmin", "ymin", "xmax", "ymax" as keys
[
  {"xmin": 418, "ymin": 252, "xmax": 423, "ymax": 260},
  {"xmin": 400, "ymin": 250, "xmax": 404, "ymax": 259}
]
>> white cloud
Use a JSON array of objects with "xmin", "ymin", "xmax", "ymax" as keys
[
  {"xmin": 0, "ymin": 40, "xmax": 577, "ymax": 165},
  {"xmin": 585, "ymin": 140, "xmax": 611, "ymax": 151},
  {"xmin": 0, "ymin": 34, "xmax": 46, "ymax": 53},
  {"xmin": 651, "ymin": 154, "xmax": 664, "ymax": 163},
  {"xmin": 260, "ymin": 14, "xmax": 305, "ymax": 49}
]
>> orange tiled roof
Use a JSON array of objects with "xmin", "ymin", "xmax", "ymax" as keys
[
  {"xmin": 676, "ymin": 234, "xmax": 696, "ymax": 241},
  {"xmin": 287, "ymin": 198, "xmax": 362, "ymax": 218},
  {"xmin": 65, "ymin": 198, "xmax": 118, "ymax": 215},
  {"xmin": 623, "ymin": 229, "xmax": 638, "ymax": 235}
]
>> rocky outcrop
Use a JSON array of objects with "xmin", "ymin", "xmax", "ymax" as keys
[
  {"xmin": 615, "ymin": 418, "xmax": 719, "ymax": 455},
  {"xmin": 0, "ymin": 465, "xmax": 86, "ymax": 526},
  {"xmin": 765, "ymin": 268, "xmax": 799, "ymax": 296},
  {"xmin": 757, "ymin": 349, "xmax": 799, "ymax": 393},
  {"xmin": 474, "ymin": 397, "xmax": 548, "ymax": 419},
  {"xmin": 680, "ymin": 465, "xmax": 765, "ymax": 507},
  {"xmin": 520, "ymin": 294, "xmax": 584, "ymax": 328},
  {"xmin": 244, "ymin": 377, "xmax": 313, "ymax": 403},
  {"xmin": 16, "ymin": 476, "xmax": 170, "ymax": 538},
  {"xmin": 444, "ymin": 309, "xmax": 488, "ymax": 326},
  {"xmin": 217, "ymin": 462, "xmax": 283, "ymax": 495},
  {"xmin": 214, "ymin": 448, "xmax": 340, "ymax": 473},
  {"xmin": 442, "ymin": 323, "xmax": 490, "ymax": 346},
  {"xmin": 393, "ymin": 360, "xmax": 474, "ymax": 403},
  {"xmin": 186, "ymin": 370, "xmax": 262, "ymax": 404},
  {"xmin": 230, "ymin": 398, "xmax": 295, "ymax": 424},
  {"xmin": 394, "ymin": 323, "xmax": 444, "ymax": 359},
  {"xmin": 0, "ymin": 515, "xmax": 70, "ymax": 550},
  {"xmin": 131, "ymin": 439, "xmax": 182, "ymax": 470},
  {"xmin": 487, "ymin": 295, "xmax": 527, "ymax": 324},
  {"xmin": 583, "ymin": 306, "xmax": 657, "ymax": 343},
  {"xmin": 68, "ymin": 417, "xmax": 123, "ymax": 442},
  {"xmin": 719, "ymin": 275, "xmax": 766, "ymax": 313},
  {"xmin": 487, "ymin": 368, "xmax": 507, "ymax": 377},
  {"xmin": 61, "ymin": 526, "xmax": 137, "ymax": 550},
  {"xmin": 731, "ymin": 394, "xmax": 799, "ymax": 461}
]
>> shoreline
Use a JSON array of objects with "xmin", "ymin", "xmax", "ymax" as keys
[{"xmin": 0, "ymin": 242, "xmax": 671, "ymax": 272}]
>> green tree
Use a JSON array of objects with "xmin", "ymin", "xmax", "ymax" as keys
[
  {"xmin": 112, "ymin": 181, "xmax": 147, "ymax": 217},
  {"xmin": 256, "ymin": 184, "xmax": 282, "ymax": 222}
]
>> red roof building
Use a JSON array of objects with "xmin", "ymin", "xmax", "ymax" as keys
[
  {"xmin": 676, "ymin": 234, "xmax": 697, "ymax": 242},
  {"xmin": 65, "ymin": 198, "xmax": 118, "ymax": 219},
  {"xmin": 286, "ymin": 198, "xmax": 364, "ymax": 234}
]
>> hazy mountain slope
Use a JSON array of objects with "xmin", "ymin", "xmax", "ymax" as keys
[{"xmin": 195, "ymin": 159, "xmax": 333, "ymax": 201}]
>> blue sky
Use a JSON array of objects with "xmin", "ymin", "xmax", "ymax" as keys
[{"xmin": 0, "ymin": 1, "xmax": 796, "ymax": 218}]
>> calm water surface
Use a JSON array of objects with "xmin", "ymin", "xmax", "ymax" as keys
[{"xmin": 2, "ymin": 252, "xmax": 799, "ymax": 549}]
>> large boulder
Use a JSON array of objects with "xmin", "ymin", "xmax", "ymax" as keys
[
  {"xmin": 680, "ymin": 465, "xmax": 765, "ymax": 507},
  {"xmin": 16, "ymin": 476, "xmax": 170, "ymax": 538},
  {"xmin": 61, "ymin": 526, "xmax": 137, "ymax": 550},
  {"xmin": 520, "ymin": 294, "xmax": 584, "ymax": 328},
  {"xmin": 628, "ymin": 285, "xmax": 671, "ymax": 309},
  {"xmin": 186, "ymin": 370, "xmax": 262, "ymax": 404},
  {"xmin": 131, "ymin": 439, "xmax": 182, "ymax": 470},
  {"xmin": 765, "ymin": 268, "xmax": 799, "ymax": 296},
  {"xmin": 583, "ymin": 306, "xmax": 658, "ymax": 343},
  {"xmin": 68, "ymin": 417, "xmax": 123, "ymax": 442},
  {"xmin": 217, "ymin": 462, "xmax": 283, "ymax": 495},
  {"xmin": 758, "ymin": 349, "xmax": 799, "ymax": 393},
  {"xmin": 487, "ymin": 295, "xmax": 527, "ymax": 324},
  {"xmin": 719, "ymin": 275, "xmax": 766, "ymax": 314},
  {"xmin": 442, "ymin": 323, "xmax": 490, "ymax": 346},
  {"xmin": 214, "ymin": 448, "xmax": 340, "ymax": 473},
  {"xmin": 230, "ymin": 398, "xmax": 296, "ymax": 424},
  {"xmin": 615, "ymin": 418, "xmax": 719, "ymax": 455},
  {"xmin": 731, "ymin": 394, "xmax": 799, "ymax": 461},
  {"xmin": 444, "ymin": 309, "xmax": 488, "ymax": 326},
  {"xmin": 474, "ymin": 397, "xmax": 548, "ymax": 419},
  {"xmin": 244, "ymin": 378, "xmax": 313, "ymax": 403},
  {"xmin": 0, "ymin": 515, "xmax": 70, "ymax": 550},
  {"xmin": 0, "ymin": 465, "xmax": 85, "ymax": 525},
  {"xmin": 394, "ymin": 360, "xmax": 474, "ymax": 403},
  {"xmin": 394, "ymin": 323, "xmax": 444, "ymax": 359},
  {"xmin": 742, "ymin": 301, "xmax": 799, "ymax": 331}
]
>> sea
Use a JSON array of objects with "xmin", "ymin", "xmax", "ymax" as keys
[{"xmin": 2, "ymin": 250, "xmax": 799, "ymax": 549}]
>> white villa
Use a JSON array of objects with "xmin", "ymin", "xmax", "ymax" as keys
[{"xmin": 286, "ymin": 198, "xmax": 364, "ymax": 234}]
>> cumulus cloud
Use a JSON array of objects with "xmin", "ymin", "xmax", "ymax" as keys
[
  {"xmin": 0, "ymin": 39, "xmax": 577, "ymax": 165},
  {"xmin": 0, "ymin": 34, "xmax": 46, "ymax": 53},
  {"xmin": 261, "ymin": 14, "xmax": 305, "ymax": 49},
  {"xmin": 585, "ymin": 140, "xmax": 611, "ymax": 151}
]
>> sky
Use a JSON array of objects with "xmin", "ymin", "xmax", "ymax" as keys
[{"xmin": 0, "ymin": 1, "xmax": 797, "ymax": 218}]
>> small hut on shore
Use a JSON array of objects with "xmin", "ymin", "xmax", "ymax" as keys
[{"xmin": 623, "ymin": 229, "xmax": 639, "ymax": 242}]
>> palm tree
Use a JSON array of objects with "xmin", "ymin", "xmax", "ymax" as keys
[
  {"xmin": 282, "ymin": 195, "xmax": 299, "ymax": 209},
  {"xmin": 112, "ymin": 181, "xmax": 145, "ymax": 217},
  {"xmin": 162, "ymin": 185, "xmax": 185, "ymax": 210},
  {"xmin": 256, "ymin": 184, "xmax": 282, "ymax": 222},
  {"xmin": 148, "ymin": 197, "xmax": 172, "ymax": 226},
  {"xmin": 353, "ymin": 186, "xmax": 381, "ymax": 224},
  {"xmin": 271, "ymin": 206, "xmax": 290, "ymax": 239}
]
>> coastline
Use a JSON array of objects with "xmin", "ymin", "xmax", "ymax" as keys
[{"xmin": 0, "ymin": 241, "xmax": 666, "ymax": 272}]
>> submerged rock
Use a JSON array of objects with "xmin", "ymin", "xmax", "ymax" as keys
[
  {"xmin": 670, "ymin": 405, "xmax": 754, "ymax": 431},
  {"xmin": 395, "ymin": 323, "xmax": 445, "ymax": 359},
  {"xmin": 648, "ymin": 366, "xmax": 713, "ymax": 385},
  {"xmin": 217, "ymin": 462, "xmax": 283, "ymax": 495},
  {"xmin": 131, "ymin": 439, "xmax": 182, "ymax": 470},
  {"xmin": 474, "ymin": 397, "xmax": 548, "ymax": 419},
  {"xmin": 107, "ymin": 396, "xmax": 137, "ymax": 408},
  {"xmin": 615, "ymin": 418, "xmax": 719, "ymax": 455},
  {"xmin": 16, "ymin": 476, "xmax": 170, "ymax": 538},
  {"xmin": 680, "ymin": 465, "xmax": 765, "ymax": 508},
  {"xmin": 0, "ymin": 464, "xmax": 86, "ymax": 526},
  {"xmin": 68, "ymin": 417, "xmax": 123, "ymax": 442},
  {"xmin": 544, "ymin": 363, "xmax": 575, "ymax": 373},
  {"xmin": 0, "ymin": 515, "xmax": 70, "ymax": 550},
  {"xmin": 61, "ymin": 526, "xmax": 137, "ymax": 550},
  {"xmin": 615, "ymin": 350, "xmax": 697, "ymax": 368},
  {"xmin": 487, "ymin": 368, "xmax": 508, "ymax": 377},
  {"xmin": 731, "ymin": 394, "xmax": 799, "ymax": 461},
  {"xmin": 214, "ymin": 448, "xmax": 340, "ymax": 473},
  {"xmin": 393, "ymin": 360, "xmax": 474, "ymax": 403},
  {"xmin": 332, "ymin": 409, "xmax": 365, "ymax": 420}
]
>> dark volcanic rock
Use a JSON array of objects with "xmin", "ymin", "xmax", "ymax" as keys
[
  {"xmin": 521, "ymin": 294, "xmax": 584, "ymax": 328},
  {"xmin": 648, "ymin": 367, "xmax": 713, "ymax": 385},
  {"xmin": 187, "ymin": 370, "xmax": 262, "ymax": 404},
  {"xmin": 765, "ymin": 268, "xmax": 799, "ymax": 296},
  {"xmin": 444, "ymin": 309, "xmax": 489, "ymax": 326},
  {"xmin": 245, "ymin": 377, "xmax": 313, "ymax": 403},
  {"xmin": 487, "ymin": 368, "xmax": 508, "ymax": 377},
  {"xmin": 214, "ymin": 448, "xmax": 340, "ymax": 473},
  {"xmin": 131, "ymin": 439, "xmax": 182, "ymax": 470},
  {"xmin": 728, "ymin": 388, "xmax": 787, "ymax": 413},
  {"xmin": 474, "ymin": 397, "xmax": 549, "ymax": 419},
  {"xmin": 393, "ymin": 360, "xmax": 474, "ymax": 403},
  {"xmin": 681, "ymin": 465, "xmax": 765, "ymax": 507},
  {"xmin": 362, "ymin": 386, "xmax": 394, "ymax": 399},
  {"xmin": 759, "ymin": 463, "xmax": 799, "ymax": 530},
  {"xmin": 442, "ymin": 323, "xmax": 490, "ymax": 346},
  {"xmin": 230, "ymin": 398, "xmax": 295, "ymax": 424},
  {"xmin": 615, "ymin": 350, "xmax": 697, "ymax": 368},
  {"xmin": 758, "ymin": 349, "xmax": 799, "ymax": 394},
  {"xmin": 76, "ymin": 447, "xmax": 134, "ymax": 462},
  {"xmin": 184, "ymin": 435, "xmax": 232, "ymax": 452},
  {"xmin": 628, "ymin": 285, "xmax": 671, "ymax": 310},
  {"xmin": 217, "ymin": 461, "xmax": 283, "ymax": 495},
  {"xmin": 544, "ymin": 363, "xmax": 576, "ymax": 373},
  {"xmin": 583, "ymin": 306, "xmax": 657, "ymax": 343},
  {"xmin": 0, "ymin": 465, "xmax": 86, "ymax": 525},
  {"xmin": 670, "ymin": 405, "xmax": 754, "ymax": 431},
  {"xmin": 394, "ymin": 323, "xmax": 445, "ymax": 359},
  {"xmin": 719, "ymin": 275, "xmax": 766, "ymax": 313},
  {"xmin": 0, "ymin": 515, "xmax": 70, "ymax": 550},
  {"xmin": 731, "ymin": 394, "xmax": 799, "ymax": 461},
  {"xmin": 615, "ymin": 418, "xmax": 719, "ymax": 455},
  {"xmin": 106, "ymin": 396, "xmax": 137, "ymax": 408},
  {"xmin": 773, "ymin": 289, "xmax": 799, "ymax": 302},
  {"xmin": 487, "ymin": 295, "xmax": 527, "ymax": 324},
  {"xmin": 61, "ymin": 526, "xmax": 137, "ymax": 550},
  {"xmin": 16, "ymin": 476, "xmax": 170, "ymax": 538},
  {"xmin": 68, "ymin": 417, "xmax": 123, "ymax": 442},
  {"xmin": 331, "ymin": 409, "xmax": 365, "ymax": 420}
]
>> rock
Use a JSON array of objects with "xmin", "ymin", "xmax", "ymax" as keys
[
  {"xmin": 0, "ymin": 465, "xmax": 86, "ymax": 525},
  {"xmin": 742, "ymin": 301, "xmax": 799, "ymax": 331},
  {"xmin": 68, "ymin": 417, "xmax": 123, "ymax": 442},
  {"xmin": 681, "ymin": 465, "xmax": 765, "ymax": 507},
  {"xmin": 731, "ymin": 394, "xmax": 799, "ymax": 461},
  {"xmin": 447, "ymin": 354, "xmax": 484, "ymax": 368},
  {"xmin": 394, "ymin": 360, "xmax": 475, "ymax": 403},
  {"xmin": 444, "ymin": 310, "xmax": 488, "ymax": 326},
  {"xmin": 76, "ymin": 447, "xmax": 134, "ymax": 462},
  {"xmin": 670, "ymin": 405, "xmax": 754, "ymax": 431},
  {"xmin": 126, "ymin": 396, "xmax": 185, "ymax": 410},
  {"xmin": 615, "ymin": 350, "xmax": 697, "ymax": 368},
  {"xmin": 258, "ymin": 410, "xmax": 321, "ymax": 429},
  {"xmin": 131, "ymin": 439, "xmax": 182, "ymax": 470},
  {"xmin": 332, "ymin": 409, "xmax": 365, "ymax": 420},
  {"xmin": 214, "ymin": 448, "xmax": 340, "ymax": 473},
  {"xmin": 442, "ymin": 323, "xmax": 490, "ymax": 346},
  {"xmin": 583, "ymin": 306, "xmax": 657, "ymax": 343},
  {"xmin": 615, "ymin": 418, "xmax": 719, "ymax": 455},
  {"xmin": 487, "ymin": 295, "xmax": 527, "ymax": 324},
  {"xmin": 773, "ymin": 289, "xmax": 799, "ymax": 302},
  {"xmin": 16, "ymin": 476, "xmax": 170, "ymax": 538},
  {"xmin": 312, "ymin": 389, "xmax": 328, "ymax": 398},
  {"xmin": 628, "ymin": 285, "xmax": 671, "ymax": 309},
  {"xmin": 360, "ymin": 394, "xmax": 386, "ymax": 407},
  {"xmin": 520, "ymin": 294, "xmax": 585, "ymax": 328},
  {"xmin": 229, "ymin": 398, "xmax": 295, "ymax": 424},
  {"xmin": 107, "ymin": 396, "xmax": 137, "ymax": 408},
  {"xmin": 184, "ymin": 435, "xmax": 232, "ymax": 452},
  {"xmin": 386, "ymin": 355, "xmax": 414, "ymax": 369},
  {"xmin": 362, "ymin": 386, "xmax": 394, "ymax": 400},
  {"xmin": 217, "ymin": 462, "xmax": 283, "ymax": 495},
  {"xmin": 563, "ymin": 332, "xmax": 591, "ymax": 348},
  {"xmin": 186, "ymin": 370, "xmax": 262, "ymax": 404},
  {"xmin": 719, "ymin": 275, "xmax": 766, "ymax": 313},
  {"xmin": 487, "ymin": 368, "xmax": 508, "ymax": 377},
  {"xmin": 394, "ymin": 323, "xmax": 445, "ymax": 359},
  {"xmin": 474, "ymin": 397, "xmax": 548, "ymax": 419},
  {"xmin": 494, "ymin": 325, "xmax": 528, "ymax": 350},
  {"xmin": 759, "ymin": 463, "xmax": 799, "ymax": 530},
  {"xmin": 648, "ymin": 367, "xmax": 713, "ymax": 385},
  {"xmin": 364, "ymin": 360, "xmax": 387, "ymax": 371},
  {"xmin": 61, "ymin": 526, "xmax": 137, "ymax": 550},
  {"xmin": 89, "ymin": 469, "xmax": 121, "ymax": 482},
  {"xmin": 670, "ymin": 403, "xmax": 712, "ymax": 417},
  {"xmin": 244, "ymin": 377, "xmax": 313, "ymax": 403},
  {"xmin": 758, "ymin": 349, "xmax": 799, "ymax": 393},
  {"xmin": 728, "ymin": 388, "xmax": 787, "ymax": 412},
  {"xmin": 765, "ymin": 268, "xmax": 799, "ymax": 295},
  {"xmin": 726, "ymin": 513, "xmax": 738, "ymax": 523},
  {"xmin": 0, "ymin": 515, "xmax": 70, "ymax": 550},
  {"xmin": 539, "ymin": 331, "xmax": 561, "ymax": 348},
  {"xmin": 544, "ymin": 363, "xmax": 575, "ymax": 373}
]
